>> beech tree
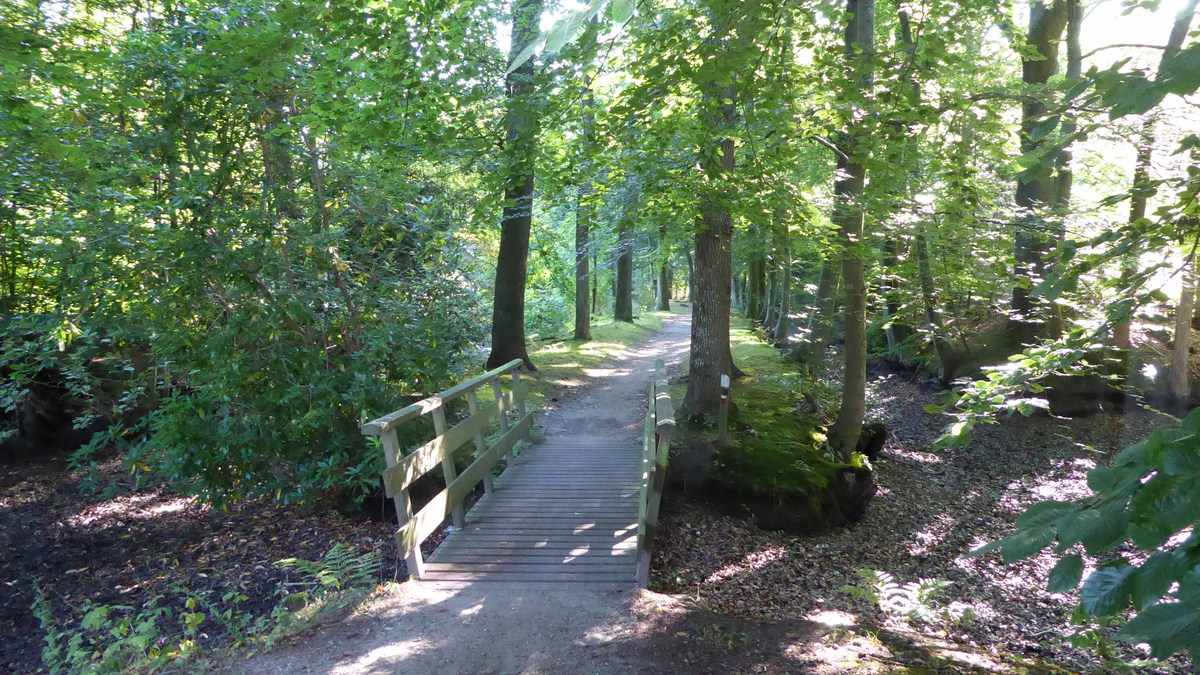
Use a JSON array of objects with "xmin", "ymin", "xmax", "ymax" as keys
[{"xmin": 487, "ymin": 0, "xmax": 545, "ymax": 369}]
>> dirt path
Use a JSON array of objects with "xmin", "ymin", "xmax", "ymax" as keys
[{"xmin": 235, "ymin": 313, "xmax": 704, "ymax": 674}]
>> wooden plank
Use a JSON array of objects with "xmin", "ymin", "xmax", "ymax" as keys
[
  {"xmin": 433, "ymin": 548, "xmax": 636, "ymax": 559},
  {"xmin": 419, "ymin": 572, "xmax": 636, "ymax": 582},
  {"xmin": 422, "ymin": 559, "xmax": 633, "ymax": 569},
  {"xmin": 381, "ymin": 429, "xmax": 425, "ymax": 578},
  {"xmin": 381, "ymin": 404, "xmax": 495, "ymax": 497},
  {"xmin": 436, "ymin": 541, "xmax": 637, "ymax": 553},
  {"xmin": 438, "ymin": 358, "xmax": 522, "ymax": 404},
  {"xmin": 396, "ymin": 489, "xmax": 450, "ymax": 555},
  {"xmin": 434, "ymin": 553, "xmax": 636, "ymax": 562},
  {"xmin": 434, "ymin": 404, "xmax": 466, "ymax": 528}
]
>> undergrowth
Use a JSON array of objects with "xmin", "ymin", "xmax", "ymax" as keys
[{"xmin": 31, "ymin": 543, "xmax": 381, "ymax": 674}]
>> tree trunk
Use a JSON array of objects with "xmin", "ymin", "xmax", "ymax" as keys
[
  {"xmin": 1046, "ymin": 0, "xmax": 1082, "ymax": 338},
  {"xmin": 1007, "ymin": 0, "xmax": 1070, "ymax": 348},
  {"xmin": 592, "ymin": 247, "xmax": 599, "ymax": 315},
  {"xmin": 487, "ymin": 0, "xmax": 544, "ymax": 370},
  {"xmin": 772, "ymin": 212, "xmax": 791, "ymax": 345},
  {"xmin": 574, "ymin": 50, "xmax": 596, "ymax": 341},
  {"xmin": 915, "ymin": 221, "xmax": 952, "ymax": 380},
  {"xmin": 830, "ymin": 0, "xmax": 874, "ymax": 460},
  {"xmin": 747, "ymin": 234, "xmax": 766, "ymax": 320},
  {"xmin": 574, "ymin": 190, "xmax": 592, "ymax": 339},
  {"xmin": 1113, "ymin": 0, "xmax": 1199, "ymax": 349},
  {"xmin": 683, "ymin": 72, "xmax": 736, "ymax": 417},
  {"xmin": 657, "ymin": 224, "xmax": 671, "ymax": 311},
  {"xmin": 793, "ymin": 257, "xmax": 839, "ymax": 363},
  {"xmin": 615, "ymin": 217, "xmax": 634, "ymax": 322},
  {"xmin": 657, "ymin": 262, "xmax": 671, "ymax": 311},
  {"xmin": 1169, "ymin": 258, "xmax": 1196, "ymax": 404},
  {"xmin": 686, "ymin": 250, "xmax": 695, "ymax": 302}
]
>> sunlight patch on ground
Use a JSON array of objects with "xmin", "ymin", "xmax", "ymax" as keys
[
  {"xmin": 66, "ymin": 493, "xmax": 198, "ymax": 528},
  {"xmin": 703, "ymin": 546, "xmax": 788, "ymax": 585},
  {"xmin": 807, "ymin": 609, "xmax": 857, "ymax": 627},
  {"xmin": 330, "ymin": 637, "xmax": 443, "ymax": 675},
  {"xmin": 907, "ymin": 513, "xmax": 958, "ymax": 558}
]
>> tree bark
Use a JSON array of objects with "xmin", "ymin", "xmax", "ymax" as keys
[
  {"xmin": 1046, "ymin": 0, "xmax": 1083, "ymax": 338},
  {"xmin": 915, "ymin": 221, "xmax": 952, "ymax": 379},
  {"xmin": 614, "ymin": 216, "xmax": 634, "ymax": 322},
  {"xmin": 772, "ymin": 211, "xmax": 791, "ymax": 345},
  {"xmin": 574, "ymin": 51, "xmax": 596, "ymax": 341},
  {"xmin": 793, "ymin": 257, "xmax": 839, "ymax": 363},
  {"xmin": 487, "ymin": 0, "xmax": 544, "ymax": 369},
  {"xmin": 830, "ymin": 0, "xmax": 874, "ymax": 459},
  {"xmin": 1113, "ymin": 0, "xmax": 1199, "ymax": 348},
  {"xmin": 747, "ymin": 229, "xmax": 766, "ymax": 320},
  {"xmin": 686, "ymin": 250, "xmax": 695, "ymax": 302},
  {"xmin": 1169, "ymin": 258, "xmax": 1196, "ymax": 404},
  {"xmin": 1007, "ymin": 0, "xmax": 1070, "ymax": 348},
  {"xmin": 683, "ymin": 66, "xmax": 736, "ymax": 417}
]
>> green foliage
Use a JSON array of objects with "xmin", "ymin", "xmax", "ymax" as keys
[
  {"xmin": 275, "ymin": 543, "xmax": 382, "ymax": 594},
  {"xmin": 979, "ymin": 408, "xmax": 1200, "ymax": 663},
  {"xmin": 30, "ymin": 544, "xmax": 382, "ymax": 673}
]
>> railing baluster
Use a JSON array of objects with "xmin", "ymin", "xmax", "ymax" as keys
[
  {"xmin": 464, "ymin": 389, "xmax": 494, "ymax": 495},
  {"xmin": 431, "ymin": 402, "xmax": 467, "ymax": 528}
]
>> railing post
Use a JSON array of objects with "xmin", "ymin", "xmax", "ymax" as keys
[
  {"xmin": 492, "ymin": 377, "xmax": 509, "ymax": 433},
  {"xmin": 431, "ymin": 402, "xmax": 466, "ymax": 528},
  {"xmin": 381, "ymin": 428, "xmax": 425, "ymax": 579},
  {"xmin": 464, "ymin": 389, "xmax": 494, "ymax": 495}
]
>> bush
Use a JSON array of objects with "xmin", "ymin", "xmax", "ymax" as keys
[{"xmin": 981, "ymin": 407, "xmax": 1200, "ymax": 664}]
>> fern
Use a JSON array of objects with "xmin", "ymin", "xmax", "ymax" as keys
[
  {"xmin": 275, "ymin": 544, "xmax": 381, "ymax": 593},
  {"xmin": 839, "ymin": 567, "xmax": 969, "ymax": 626}
]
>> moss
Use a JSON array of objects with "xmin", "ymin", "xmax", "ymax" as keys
[{"xmin": 672, "ymin": 317, "xmax": 844, "ymax": 501}]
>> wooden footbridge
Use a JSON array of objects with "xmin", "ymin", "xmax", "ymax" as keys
[{"xmin": 362, "ymin": 359, "xmax": 674, "ymax": 588}]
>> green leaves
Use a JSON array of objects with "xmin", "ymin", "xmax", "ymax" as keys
[
  {"xmin": 984, "ymin": 408, "xmax": 1200, "ymax": 661},
  {"xmin": 1080, "ymin": 564, "xmax": 1135, "ymax": 616},
  {"xmin": 610, "ymin": 0, "xmax": 635, "ymax": 24},
  {"xmin": 1047, "ymin": 554, "xmax": 1084, "ymax": 593},
  {"xmin": 1117, "ymin": 602, "xmax": 1200, "ymax": 659}
]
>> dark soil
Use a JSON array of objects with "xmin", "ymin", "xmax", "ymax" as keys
[
  {"xmin": 0, "ymin": 457, "xmax": 411, "ymax": 674},
  {"xmin": 651, "ymin": 358, "xmax": 1188, "ymax": 672}
]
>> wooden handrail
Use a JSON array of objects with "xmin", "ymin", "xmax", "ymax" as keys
[
  {"xmin": 637, "ymin": 359, "xmax": 674, "ymax": 587},
  {"xmin": 362, "ymin": 358, "xmax": 533, "ymax": 579},
  {"xmin": 361, "ymin": 358, "xmax": 524, "ymax": 436}
]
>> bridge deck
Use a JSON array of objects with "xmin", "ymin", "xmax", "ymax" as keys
[{"xmin": 423, "ymin": 441, "xmax": 642, "ymax": 587}]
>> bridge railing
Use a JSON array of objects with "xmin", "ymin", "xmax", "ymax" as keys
[
  {"xmin": 637, "ymin": 359, "xmax": 675, "ymax": 587},
  {"xmin": 361, "ymin": 358, "xmax": 534, "ymax": 579}
]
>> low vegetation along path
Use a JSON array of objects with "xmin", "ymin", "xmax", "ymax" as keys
[{"xmin": 240, "ymin": 312, "xmax": 693, "ymax": 673}]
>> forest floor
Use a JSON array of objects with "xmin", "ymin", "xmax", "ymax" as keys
[
  {"xmin": 5, "ymin": 308, "xmax": 1187, "ymax": 673},
  {"xmin": 651, "ymin": 343, "xmax": 1185, "ymax": 673},
  {"xmin": 0, "ymin": 455, "xmax": 406, "ymax": 673}
]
